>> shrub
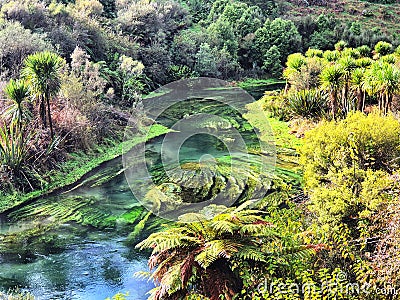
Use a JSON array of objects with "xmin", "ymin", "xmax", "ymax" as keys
[
  {"xmin": 0, "ymin": 290, "xmax": 34, "ymax": 300},
  {"xmin": 305, "ymin": 48, "xmax": 323, "ymax": 58},
  {"xmin": 299, "ymin": 112, "xmax": 400, "ymax": 224},
  {"xmin": 322, "ymin": 50, "xmax": 339, "ymax": 62},
  {"xmin": 300, "ymin": 112, "xmax": 400, "ymax": 176},
  {"xmin": 0, "ymin": 21, "xmax": 52, "ymax": 77},
  {"xmin": 284, "ymin": 56, "xmax": 325, "ymax": 91},
  {"xmin": 374, "ymin": 41, "xmax": 392, "ymax": 56},
  {"xmin": 0, "ymin": 121, "xmax": 31, "ymax": 175},
  {"xmin": 260, "ymin": 91, "xmax": 290, "ymax": 120},
  {"xmin": 286, "ymin": 89, "xmax": 328, "ymax": 119},
  {"xmin": 52, "ymin": 103, "xmax": 95, "ymax": 151}
]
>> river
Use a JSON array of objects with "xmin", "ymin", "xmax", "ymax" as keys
[{"xmin": 0, "ymin": 82, "xmax": 298, "ymax": 299}]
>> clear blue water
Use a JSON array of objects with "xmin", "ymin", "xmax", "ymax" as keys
[
  {"xmin": 0, "ymin": 238, "xmax": 152, "ymax": 300},
  {"xmin": 0, "ymin": 170, "xmax": 154, "ymax": 299}
]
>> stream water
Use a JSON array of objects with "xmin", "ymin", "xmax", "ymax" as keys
[
  {"xmin": 0, "ymin": 132, "xmax": 236, "ymax": 299},
  {"xmin": 0, "ymin": 165, "xmax": 153, "ymax": 299},
  {"xmin": 0, "ymin": 84, "xmax": 298, "ymax": 299}
]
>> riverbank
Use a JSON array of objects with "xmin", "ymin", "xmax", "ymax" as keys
[{"xmin": 0, "ymin": 124, "xmax": 169, "ymax": 214}]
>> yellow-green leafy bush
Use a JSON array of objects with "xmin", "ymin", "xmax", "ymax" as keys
[{"xmin": 299, "ymin": 112, "xmax": 400, "ymax": 224}]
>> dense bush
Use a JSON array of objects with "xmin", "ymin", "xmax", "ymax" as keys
[
  {"xmin": 0, "ymin": 20, "xmax": 52, "ymax": 77},
  {"xmin": 300, "ymin": 112, "xmax": 400, "ymax": 224},
  {"xmin": 260, "ymin": 91, "xmax": 290, "ymax": 120}
]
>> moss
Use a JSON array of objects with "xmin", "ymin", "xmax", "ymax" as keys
[
  {"xmin": 118, "ymin": 207, "xmax": 145, "ymax": 224},
  {"xmin": 126, "ymin": 210, "xmax": 153, "ymax": 243}
]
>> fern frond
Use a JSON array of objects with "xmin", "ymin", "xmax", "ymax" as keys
[
  {"xmin": 152, "ymin": 236, "xmax": 197, "ymax": 253},
  {"xmin": 137, "ymin": 230, "xmax": 200, "ymax": 253},
  {"xmin": 161, "ymin": 264, "xmax": 182, "ymax": 295},
  {"xmin": 236, "ymin": 246, "xmax": 266, "ymax": 262},
  {"xmin": 210, "ymin": 220, "xmax": 236, "ymax": 235},
  {"xmin": 240, "ymin": 223, "xmax": 276, "ymax": 237},
  {"xmin": 195, "ymin": 240, "xmax": 238, "ymax": 268},
  {"xmin": 146, "ymin": 287, "xmax": 161, "ymax": 300},
  {"xmin": 134, "ymin": 271, "xmax": 152, "ymax": 280}
]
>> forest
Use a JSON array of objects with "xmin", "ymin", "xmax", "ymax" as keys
[{"xmin": 0, "ymin": 0, "xmax": 400, "ymax": 299}]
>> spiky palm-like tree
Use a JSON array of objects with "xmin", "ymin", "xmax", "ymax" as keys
[
  {"xmin": 364, "ymin": 62, "xmax": 400, "ymax": 114},
  {"xmin": 350, "ymin": 68, "xmax": 366, "ymax": 111},
  {"xmin": 22, "ymin": 51, "xmax": 63, "ymax": 139},
  {"xmin": 136, "ymin": 207, "xmax": 315, "ymax": 300},
  {"xmin": 4, "ymin": 79, "xmax": 30, "ymax": 133},
  {"xmin": 320, "ymin": 64, "xmax": 344, "ymax": 119},
  {"xmin": 378, "ymin": 62, "xmax": 400, "ymax": 114},
  {"xmin": 283, "ymin": 53, "xmax": 306, "ymax": 91},
  {"xmin": 338, "ymin": 56, "xmax": 356, "ymax": 114}
]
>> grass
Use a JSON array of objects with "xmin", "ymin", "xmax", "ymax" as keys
[
  {"xmin": 267, "ymin": 115, "xmax": 303, "ymax": 150},
  {"xmin": 244, "ymin": 99, "xmax": 302, "ymax": 151},
  {"xmin": 0, "ymin": 124, "xmax": 169, "ymax": 214},
  {"xmin": 238, "ymin": 78, "xmax": 286, "ymax": 90}
]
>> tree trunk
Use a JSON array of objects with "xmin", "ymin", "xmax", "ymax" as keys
[
  {"xmin": 385, "ymin": 93, "xmax": 392, "ymax": 115},
  {"xmin": 362, "ymin": 91, "xmax": 366, "ymax": 112},
  {"xmin": 331, "ymin": 91, "xmax": 338, "ymax": 119},
  {"xmin": 343, "ymin": 82, "xmax": 349, "ymax": 114},
  {"xmin": 46, "ymin": 92, "xmax": 54, "ymax": 139},
  {"xmin": 39, "ymin": 96, "xmax": 47, "ymax": 127},
  {"xmin": 378, "ymin": 94, "xmax": 383, "ymax": 113},
  {"xmin": 356, "ymin": 88, "xmax": 363, "ymax": 111}
]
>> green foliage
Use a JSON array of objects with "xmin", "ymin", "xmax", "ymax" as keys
[
  {"xmin": 320, "ymin": 64, "xmax": 344, "ymax": 118},
  {"xmin": 299, "ymin": 112, "xmax": 400, "ymax": 224},
  {"xmin": 374, "ymin": 41, "xmax": 393, "ymax": 56},
  {"xmin": 286, "ymin": 89, "xmax": 328, "ymax": 119},
  {"xmin": 216, "ymin": 46, "xmax": 241, "ymax": 79},
  {"xmin": 283, "ymin": 40, "xmax": 400, "ymax": 119},
  {"xmin": 323, "ymin": 50, "xmax": 340, "ymax": 62},
  {"xmin": 259, "ymin": 91, "xmax": 290, "ymax": 121},
  {"xmin": 285, "ymin": 53, "xmax": 306, "ymax": 73},
  {"xmin": 254, "ymin": 18, "xmax": 301, "ymax": 69},
  {"xmin": 22, "ymin": 51, "xmax": 63, "ymax": 138},
  {"xmin": 356, "ymin": 45, "xmax": 371, "ymax": 57},
  {"xmin": 320, "ymin": 64, "xmax": 344, "ymax": 92},
  {"xmin": 262, "ymin": 45, "xmax": 282, "ymax": 77},
  {"xmin": 4, "ymin": 79, "xmax": 30, "ymax": 130},
  {"xmin": 305, "ymin": 48, "xmax": 323, "ymax": 58},
  {"xmin": 285, "ymin": 55, "xmax": 325, "ymax": 91},
  {"xmin": 0, "ymin": 121, "xmax": 31, "ymax": 174},
  {"xmin": 335, "ymin": 40, "xmax": 347, "ymax": 52},
  {"xmin": 194, "ymin": 42, "xmax": 218, "ymax": 77},
  {"xmin": 0, "ymin": 20, "xmax": 53, "ymax": 77},
  {"xmin": 207, "ymin": 17, "xmax": 238, "ymax": 56},
  {"xmin": 0, "ymin": 290, "xmax": 35, "ymax": 300},
  {"xmin": 168, "ymin": 65, "xmax": 196, "ymax": 81},
  {"xmin": 137, "ymin": 204, "xmax": 313, "ymax": 300},
  {"xmin": 105, "ymin": 292, "xmax": 129, "ymax": 300}
]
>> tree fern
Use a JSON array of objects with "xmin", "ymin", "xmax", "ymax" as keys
[{"xmin": 136, "ymin": 205, "xmax": 315, "ymax": 300}]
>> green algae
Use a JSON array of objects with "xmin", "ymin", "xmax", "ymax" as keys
[
  {"xmin": 7, "ymin": 196, "xmax": 113, "ymax": 229},
  {"xmin": 0, "ymin": 223, "xmax": 68, "ymax": 256},
  {"xmin": 0, "ymin": 124, "xmax": 169, "ymax": 214}
]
